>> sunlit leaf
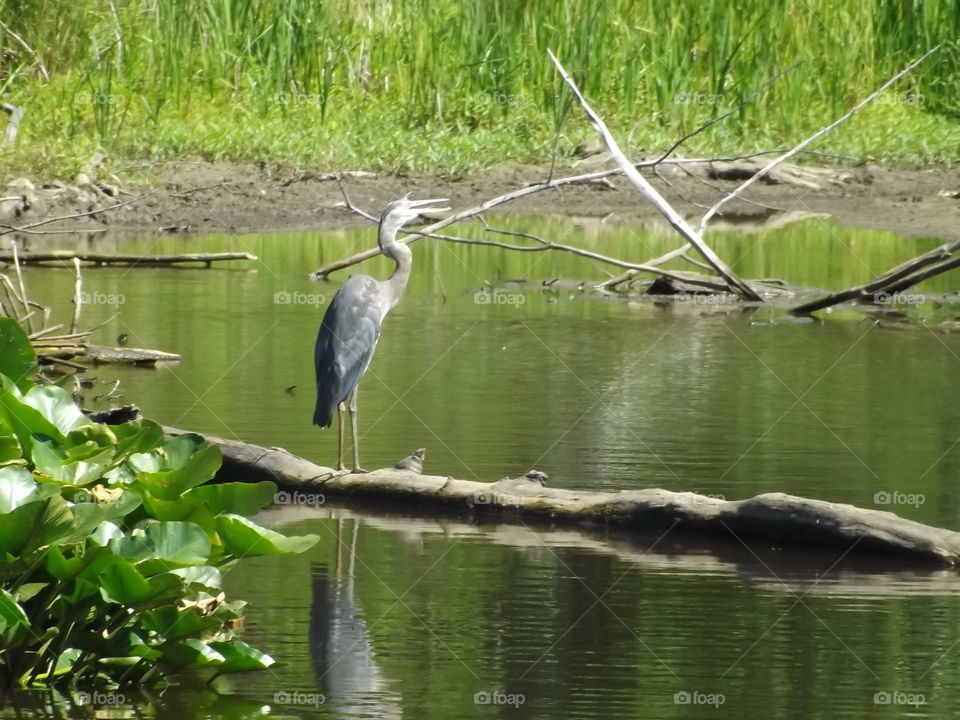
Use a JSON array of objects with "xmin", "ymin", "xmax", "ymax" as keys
[
  {"xmin": 216, "ymin": 514, "xmax": 319, "ymax": 557},
  {"xmin": 0, "ymin": 319, "xmax": 36, "ymax": 391}
]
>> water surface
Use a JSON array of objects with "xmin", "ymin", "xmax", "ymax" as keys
[{"xmin": 8, "ymin": 215, "xmax": 960, "ymax": 718}]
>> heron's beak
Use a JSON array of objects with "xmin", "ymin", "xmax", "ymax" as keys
[{"xmin": 409, "ymin": 198, "xmax": 451, "ymax": 214}]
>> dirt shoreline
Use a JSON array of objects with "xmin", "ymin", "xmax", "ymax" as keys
[{"xmin": 3, "ymin": 160, "xmax": 960, "ymax": 242}]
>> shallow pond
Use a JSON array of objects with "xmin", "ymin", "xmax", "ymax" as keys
[{"xmin": 7, "ymin": 215, "xmax": 960, "ymax": 718}]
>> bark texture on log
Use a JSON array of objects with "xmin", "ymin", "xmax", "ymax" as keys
[{"xmin": 165, "ymin": 427, "xmax": 960, "ymax": 566}]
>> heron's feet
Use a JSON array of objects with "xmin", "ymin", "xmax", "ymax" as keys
[{"xmin": 350, "ymin": 466, "xmax": 370, "ymax": 474}]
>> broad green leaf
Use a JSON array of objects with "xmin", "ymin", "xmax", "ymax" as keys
[
  {"xmin": 0, "ymin": 588, "xmax": 29, "ymax": 634},
  {"xmin": 160, "ymin": 638, "xmax": 225, "ymax": 668},
  {"xmin": 90, "ymin": 521, "xmax": 124, "ymax": 546},
  {"xmin": 21, "ymin": 385, "xmax": 89, "ymax": 434},
  {"xmin": 0, "ymin": 466, "xmax": 41, "ymax": 512},
  {"xmin": 186, "ymin": 481, "xmax": 276, "ymax": 516},
  {"xmin": 0, "ymin": 375, "xmax": 63, "ymax": 458},
  {"xmin": 0, "ymin": 435, "xmax": 23, "ymax": 466},
  {"xmin": 32, "ymin": 438, "xmax": 115, "ymax": 486},
  {"xmin": 65, "ymin": 423, "xmax": 117, "ymax": 454},
  {"xmin": 66, "ymin": 491, "xmax": 141, "ymax": 542},
  {"xmin": 169, "ymin": 565, "xmax": 222, "ymax": 590},
  {"xmin": 98, "ymin": 562, "xmax": 183, "ymax": 606},
  {"xmin": 0, "ymin": 319, "xmax": 36, "ymax": 391},
  {"xmin": 141, "ymin": 606, "xmax": 222, "ymax": 641},
  {"xmin": 133, "ymin": 438, "xmax": 222, "ymax": 501},
  {"xmin": 216, "ymin": 514, "xmax": 319, "ymax": 557},
  {"xmin": 145, "ymin": 521, "xmax": 210, "ymax": 565},
  {"xmin": 110, "ymin": 521, "xmax": 210, "ymax": 567},
  {"xmin": 208, "ymin": 640, "xmax": 274, "ymax": 671},
  {"xmin": 16, "ymin": 582, "xmax": 47, "ymax": 602},
  {"xmin": 112, "ymin": 420, "xmax": 164, "ymax": 462},
  {"xmin": 45, "ymin": 544, "xmax": 117, "ymax": 582},
  {"xmin": 0, "ymin": 494, "xmax": 74, "ymax": 555},
  {"xmin": 50, "ymin": 648, "xmax": 82, "ymax": 677}
]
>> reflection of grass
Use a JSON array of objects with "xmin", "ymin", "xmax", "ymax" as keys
[{"xmin": 0, "ymin": 1, "xmax": 958, "ymax": 180}]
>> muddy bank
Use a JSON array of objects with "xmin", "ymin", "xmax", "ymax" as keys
[{"xmin": 3, "ymin": 159, "xmax": 960, "ymax": 240}]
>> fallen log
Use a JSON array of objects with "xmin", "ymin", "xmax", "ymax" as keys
[
  {"xmin": 166, "ymin": 426, "xmax": 960, "ymax": 566},
  {"xmin": 39, "ymin": 344, "xmax": 181, "ymax": 365},
  {"xmin": 0, "ymin": 251, "xmax": 257, "ymax": 267}
]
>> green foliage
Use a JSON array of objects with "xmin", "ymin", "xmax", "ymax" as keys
[
  {"xmin": 0, "ymin": 1, "xmax": 958, "ymax": 178},
  {"xmin": 0, "ymin": 329, "xmax": 318, "ymax": 688}
]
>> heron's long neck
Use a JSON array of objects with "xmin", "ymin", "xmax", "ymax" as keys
[{"xmin": 379, "ymin": 230, "xmax": 412, "ymax": 316}]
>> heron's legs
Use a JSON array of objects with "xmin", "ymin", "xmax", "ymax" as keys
[
  {"xmin": 348, "ymin": 387, "xmax": 368, "ymax": 473},
  {"xmin": 336, "ymin": 402, "xmax": 346, "ymax": 471}
]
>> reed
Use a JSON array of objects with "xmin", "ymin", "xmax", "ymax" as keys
[{"xmin": 0, "ymin": 0, "xmax": 957, "ymax": 176}]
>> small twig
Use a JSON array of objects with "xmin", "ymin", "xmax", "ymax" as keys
[
  {"xmin": 28, "ymin": 323, "xmax": 64, "ymax": 340},
  {"xmin": 0, "ymin": 190, "xmax": 159, "ymax": 236},
  {"xmin": 0, "ymin": 18, "xmax": 49, "ymax": 82},
  {"xmin": 9, "ymin": 241, "xmax": 32, "ymax": 333},
  {"xmin": 39, "ymin": 356, "xmax": 87, "ymax": 371},
  {"xmin": 651, "ymin": 61, "xmax": 802, "ymax": 166},
  {"xmin": 699, "ymin": 46, "xmax": 941, "ymax": 232},
  {"xmin": 70, "ymin": 258, "xmax": 82, "ymax": 334}
]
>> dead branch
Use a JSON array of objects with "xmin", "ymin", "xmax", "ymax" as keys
[
  {"xmin": 310, "ymin": 151, "xmax": 819, "ymax": 281},
  {"xmin": 0, "ymin": 190, "xmax": 158, "ymax": 236},
  {"xmin": 0, "ymin": 18, "xmax": 49, "ymax": 82},
  {"xmin": 9, "ymin": 241, "xmax": 32, "ymax": 333},
  {"xmin": 336, "ymin": 180, "xmax": 732, "ymax": 290},
  {"xmin": 1, "ymin": 103, "xmax": 23, "ymax": 145},
  {"xmin": 0, "ymin": 250, "xmax": 257, "ymax": 267},
  {"xmin": 547, "ymin": 50, "xmax": 762, "ymax": 301},
  {"xmin": 699, "ymin": 46, "xmax": 941, "ymax": 232},
  {"xmin": 791, "ymin": 240, "xmax": 960, "ymax": 314},
  {"xmin": 70, "ymin": 258, "xmax": 82, "ymax": 334}
]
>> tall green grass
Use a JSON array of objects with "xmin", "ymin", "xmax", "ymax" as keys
[{"xmin": 0, "ymin": 0, "xmax": 957, "ymax": 178}]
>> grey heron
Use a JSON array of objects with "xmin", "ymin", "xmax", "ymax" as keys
[{"xmin": 313, "ymin": 196, "xmax": 449, "ymax": 471}]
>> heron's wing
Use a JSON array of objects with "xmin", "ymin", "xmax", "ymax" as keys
[{"xmin": 314, "ymin": 276, "xmax": 382, "ymax": 426}]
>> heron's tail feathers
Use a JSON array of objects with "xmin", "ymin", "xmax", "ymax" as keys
[{"xmin": 313, "ymin": 390, "xmax": 336, "ymax": 427}]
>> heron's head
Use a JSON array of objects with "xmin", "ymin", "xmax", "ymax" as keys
[{"xmin": 379, "ymin": 195, "xmax": 450, "ymax": 237}]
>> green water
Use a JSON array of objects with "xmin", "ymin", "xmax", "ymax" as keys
[{"xmin": 6, "ymin": 216, "xmax": 960, "ymax": 718}]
